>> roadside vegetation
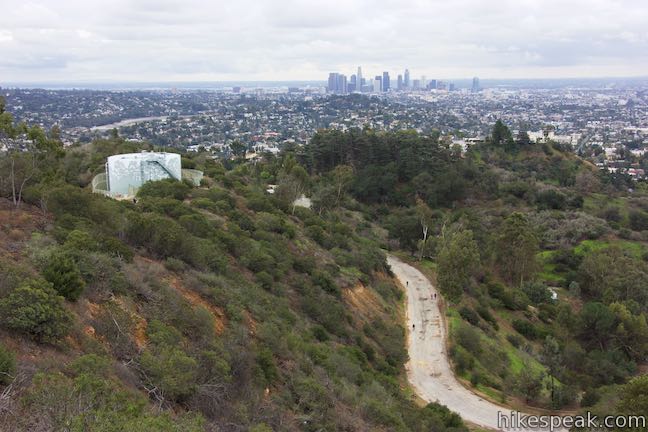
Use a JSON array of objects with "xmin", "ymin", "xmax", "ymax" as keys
[
  {"xmin": 0, "ymin": 97, "xmax": 466, "ymax": 431},
  {"xmin": 305, "ymin": 122, "xmax": 648, "ymax": 417},
  {"xmin": 1, "ymin": 95, "xmax": 646, "ymax": 430}
]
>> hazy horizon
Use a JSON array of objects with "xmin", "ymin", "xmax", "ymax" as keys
[{"xmin": 1, "ymin": 0, "xmax": 647, "ymax": 82}]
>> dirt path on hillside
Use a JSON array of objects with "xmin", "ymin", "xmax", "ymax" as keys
[{"xmin": 387, "ymin": 255, "xmax": 565, "ymax": 432}]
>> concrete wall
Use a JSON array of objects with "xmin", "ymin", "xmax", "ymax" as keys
[{"xmin": 106, "ymin": 152, "xmax": 181, "ymax": 196}]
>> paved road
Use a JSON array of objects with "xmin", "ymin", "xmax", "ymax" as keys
[{"xmin": 387, "ymin": 255, "xmax": 565, "ymax": 431}]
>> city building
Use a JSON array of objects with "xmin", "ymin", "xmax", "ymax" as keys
[
  {"xmin": 397, "ymin": 74, "xmax": 403, "ymax": 91},
  {"xmin": 357, "ymin": 66, "xmax": 363, "ymax": 93},
  {"xmin": 328, "ymin": 73, "xmax": 339, "ymax": 93},
  {"xmin": 373, "ymin": 76, "xmax": 382, "ymax": 93},
  {"xmin": 404, "ymin": 69, "xmax": 410, "ymax": 89},
  {"xmin": 382, "ymin": 72, "xmax": 390, "ymax": 92},
  {"xmin": 472, "ymin": 77, "xmax": 480, "ymax": 93}
]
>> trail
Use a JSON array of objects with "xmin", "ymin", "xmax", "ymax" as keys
[{"xmin": 387, "ymin": 255, "xmax": 565, "ymax": 431}]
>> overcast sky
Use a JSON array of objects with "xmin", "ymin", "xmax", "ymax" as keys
[{"xmin": 1, "ymin": 0, "xmax": 647, "ymax": 83}]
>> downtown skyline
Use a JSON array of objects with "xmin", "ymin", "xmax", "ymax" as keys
[{"xmin": 1, "ymin": 0, "xmax": 648, "ymax": 83}]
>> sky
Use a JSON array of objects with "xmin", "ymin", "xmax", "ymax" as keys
[{"xmin": 1, "ymin": 0, "xmax": 647, "ymax": 83}]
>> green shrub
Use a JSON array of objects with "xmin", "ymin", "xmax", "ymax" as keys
[
  {"xmin": 512, "ymin": 319, "xmax": 541, "ymax": 340},
  {"xmin": 0, "ymin": 280, "xmax": 72, "ymax": 342},
  {"xmin": 137, "ymin": 178, "xmax": 191, "ymax": 200},
  {"xmin": 476, "ymin": 305, "xmax": 498, "ymax": 329},
  {"xmin": 42, "ymin": 251, "xmax": 85, "ymax": 301},
  {"xmin": 459, "ymin": 307, "xmax": 480, "ymax": 326},
  {"xmin": 140, "ymin": 346, "xmax": 198, "ymax": 401},
  {"xmin": 164, "ymin": 257, "xmax": 187, "ymax": 272},
  {"xmin": 629, "ymin": 210, "xmax": 648, "ymax": 231},
  {"xmin": 455, "ymin": 322, "xmax": 482, "ymax": 355},
  {"xmin": 0, "ymin": 342, "xmax": 16, "ymax": 384},
  {"xmin": 257, "ymin": 347, "xmax": 279, "ymax": 385},
  {"xmin": 522, "ymin": 281, "xmax": 552, "ymax": 305},
  {"xmin": 450, "ymin": 345, "xmax": 474, "ymax": 373},
  {"xmin": 506, "ymin": 333, "xmax": 523, "ymax": 348}
]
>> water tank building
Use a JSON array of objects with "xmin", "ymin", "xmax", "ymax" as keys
[{"xmin": 105, "ymin": 152, "xmax": 182, "ymax": 197}]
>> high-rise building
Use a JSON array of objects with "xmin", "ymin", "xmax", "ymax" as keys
[
  {"xmin": 357, "ymin": 66, "xmax": 363, "ymax": 93},
  {"xmin": 327, "ymin": 72, "xmax": 348, "ymax": 94},
  {"xmin": 472, "ymin": 76, "xmax": 480, "ymax": 93},
  {"xmin": 397, "ymin": 74, "xmax": 403, "ymax": 91},
  {"xmin": 448, "ymin": 82, "xmax": 456, "ymax": 92},
  {"xmin": 328, "ymin": 73, "xmax": 339, "ymax": 93},
  {"xmin": 337, "ymin": 74, "xmax": 348, "ymax": 94},
  {"xmin": 412, "ymin": 79, "xmax": 421, "ymax": 90},
  {"xmin": 427, "ymin": 79, "xmax": 437, "ymax": 90},
  {"xmin": 382, "ymin": 72, "xmax": 390, "ymax": 92},
  {"xmin": 373, "ymin": 76, "xmax": 382, "ymax": 93},
  {"xmin": 404, "ymin": 69, "xmax": 410, "ymax": 89},
  {"xmin": 421, "ymin": 75, "xmax": 427, "ymax": 89}
]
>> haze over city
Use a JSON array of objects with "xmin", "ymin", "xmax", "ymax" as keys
[{"xmin": 1, "ymin": 0, "xmax": 648, "ymax": 83}]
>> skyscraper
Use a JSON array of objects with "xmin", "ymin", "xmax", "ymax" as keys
[
  {"xmin": 472, "ymin": 77, "xmax": 480, "ymax": 93},
  {"xmin": 404, "ymin": 69, "xmax": 410, "ymax": 89},
  {"xmin": 357, "ymin": 66, "xmax": 363, "ymax": 93},
  {"xmin": 382, "ymin": 71, "xmax": 390, "ymax": 92},
  {"xmin": 337, "ymin": 74, "xmax": 348, "ymax": 94},
  {"xmin": 328, "ymin": 73, "xmax": 339, "ymax": 93},
  {"xmin": 373, "ymin": 76, "xmax": 382, "ymax": 93},
  {"xmin": 397, "ymin": 74, "xmax": 403, "ymax": 91}
]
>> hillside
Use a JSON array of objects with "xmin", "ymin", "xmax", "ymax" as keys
[
  {"xmin": 303, "ymin": 126, "xmax": 648, "ymax": 423},
  {"xmin": 0, "ymin": 128, "xmax": 469, "ymax": 431},
  {"xmin": 1, "ymin": 99, "xmax": 648, "ymax": 431}
]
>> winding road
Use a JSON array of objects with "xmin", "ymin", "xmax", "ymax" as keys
[{"xmin": 387, "ymin": 255, "xmax": 565, "ymax": 431}]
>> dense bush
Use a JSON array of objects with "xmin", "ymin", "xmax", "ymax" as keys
[
  {"xmin": 522, "ymin": 281, "xmax": 552, "ymax": 305},
  {"xmin": 512, "ymin": 319, "xmax": 542, "ymax": 340},
  {"xmin": 459, "ymin": 307, "xmax": 480, "ymax": 326},
  {"xmin": 0, "ymin": 342, "xmax": 16, "ymax": 384},
  {"xmin": 137, "ymin": 178, "xmax": 191, "ymax": 200},
  {"xmin": 42, "ymin": 250, "xmax": 85, "ymax": 301},
  {"xmin": 0, "ymin": 280, "xmax": 72, "ymax": 342},
  {"xmin": 629, "ymin": 210, "xmax": 648, "ymax": 231},
  {"xmin": 455, "ymin": 323, "xmax": 482, "ymax": 355}
]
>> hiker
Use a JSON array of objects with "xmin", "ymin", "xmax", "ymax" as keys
[
  {"xmin": 433, "ymin": 293, "xmax": 437, "ymax": 300},
  {"xmin": 406, "ymin": 281, "xmax": 409, "ymax": 287},
  {"xmin": 412, "ymin": 323, "xmax": 415, "ymax": 330}
]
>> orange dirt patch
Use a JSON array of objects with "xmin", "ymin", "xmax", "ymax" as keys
[
  {"xmin": 165, "ymin": 275, "xmax": 226, "ymax": 335},
  {"xmin": 343, "ymin": 282, "xmax": 385, "ymax": 322},
  {"xmin": 244, "ymin": 310, "xmax": 257, "ymax": 336},
  {"xmin": 133, "ymin": 316, "xmax": 148, "ymax": 350}
]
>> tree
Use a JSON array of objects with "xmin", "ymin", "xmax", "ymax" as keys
[
  {"xmin": 491, "ymin": 120, "xmax": 514, "ymax": 149},
  {"xmin": 541, "ymin": 336, "xmax": 563, "ymax": 407},
  {"xmin": 615, "ymin": 375, "xmax": 648, "ymax": 431},
  {"xmin": 229, "ymin": 140, "xmax": 247, "ymax": 159},
  {"xmin": 514, "ymin": 366, "xmax": 544, "ymax": 404},
  {"xmin": 515, "ymin": 130, "xmax": 532, "ymax": 146},
  {"xmin": 0, "ymin": 280, "xmax": 72, "ymax": 343},
  {"xmin": 495, "ymin": 213, "xmax": 539, "ymax": 286},
  {"xmin": 331, "ymin": 164, "xmax": 353, "ymax": 207},
  {"xmin": 42, "ymin": 251, "xmax": 85, "ymax": 301},
  {"xmin": 436, "ymin": 226, "xmax": 480, "ymax": 301},
  {"xmin": 276, "ymin": 163, "xmax": 309, "ymax": 215},
  {"xmin": 416, "ymin": 199, "xmax": 434, "ymax": 260},
  {"xmin": 578, "ymin": 302, "xmax": 616, "ymax": 351},
  {"xmin": 0, "ymin": 105, "xmax": 63, "ymax": 208}
]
